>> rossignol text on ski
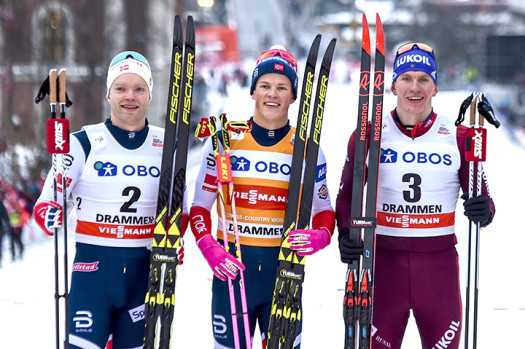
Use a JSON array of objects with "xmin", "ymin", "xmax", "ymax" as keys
[{"xmin": 342, "ymin": 13, "xmax": 385, "ymax": 349}]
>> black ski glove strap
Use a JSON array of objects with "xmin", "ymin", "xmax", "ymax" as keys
[
  {"xmin": 34, "ymin": 75, "xmax": 73, "ymax": 107},
  {"xmin": 463, "ymin": 195, "xmax": 491, "ymax": 226},
  {"xmin": 338, "ymin": 227, "xmax": 364, "ymax": 264}
]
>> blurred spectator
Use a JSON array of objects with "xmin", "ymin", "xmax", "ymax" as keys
[
  {"xmin": 0, "ymin": 192, "xmax": 12, "ymax": 267},
  {"xmin": 5, "ymin": 192, "xmax": 30, "ymax": 261}
]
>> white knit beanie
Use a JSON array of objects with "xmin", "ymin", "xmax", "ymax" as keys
[{"xmin": 106, "ymin": 51, "xmax": 153, "ymax": 99}]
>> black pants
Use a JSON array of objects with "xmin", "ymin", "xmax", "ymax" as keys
[{"xmin": 10, "ymin": 227, "xmax": 23, "ymax": 260}]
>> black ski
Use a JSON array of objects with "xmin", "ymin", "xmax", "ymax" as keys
[
  {"xmin": 267, "ymin": 36, "xmax": 337, "ymax": 349},
  {"xmin": 143, "ymin": 14, "xmax": 195, "ymax": 349},
  {"xmin": 343, "ymin": 13, "xmax": 385, "ymax": 349}
]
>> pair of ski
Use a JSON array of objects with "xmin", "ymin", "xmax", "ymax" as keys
[
  {"xmin": 266, "ymin": 35, "xmax": 337, "ymax": 349},
  {"xmin": 455, "ymin": 92, "xmax": 499, "ymax": 349},
  {"xmin": 343, "ymin": 13, "xmax": 385, "ymax": 349},
  {"xmin": 143, "ymin": 14, "xmax": 195, "ymax": 349},
  {"xmin": 195, "ymin": 114, "xmax": 253, "ymax": 349},
  {"xmin": 35, "ymin": 68, "xmax": 72, "ymax": 349}
]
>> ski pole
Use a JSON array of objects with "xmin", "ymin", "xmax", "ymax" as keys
[
  {"xmin": 220, "ymin": 114, "xmax": 252, "ymax": 349},
  {"xmin": 48, "ymin": 69, "xmax": 71, "ymax": 349},
  {"xmin": 456, "ymin": 92, "xmax": 499, "ymax": 349},
  {"xmin": 209, "ymin": 116, "xmax": 242, "ymax": 349}
]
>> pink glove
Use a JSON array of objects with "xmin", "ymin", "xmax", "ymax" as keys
[
  {"xmin": 34, "ymin": 201, "xmax": 63, "ymax": 236},
  {"xmin": 197, "ymin": 235, "xmax": 245, "ymax": 281},
  {"xmin": 289, "ymin": 228, "xmax": 331, "ymax": 256}
]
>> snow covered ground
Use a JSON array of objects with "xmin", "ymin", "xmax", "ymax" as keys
[{"xmin": 1, "ymin": 64, "xmax": 524, "ymax": 348}]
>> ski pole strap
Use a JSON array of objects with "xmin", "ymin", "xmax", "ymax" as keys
[
  {"xmin": 35, "ymin": 74, "xmax": 73, "ymax": 107},
  {"xmin": 226, "ymin": 120, "xmax": 252, "ymax": 133},
  {"xmin": 195, "ymin": 117, "xmax": 211, "ymax": 138},
  {"xmin": 455, "ymin": 93, "xmax": 473, "ymax": 126},
  {"xmin": 477, "ymin": 93, "xmax": 500, "ymax": 128}
]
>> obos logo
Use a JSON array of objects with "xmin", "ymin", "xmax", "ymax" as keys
[
  {"xmin": 230, "ymin": 156, "xmax": 250, "ymax": 171},
  {"xmin": 94, "ymin": 161, "xmax": 118, "ymax": 176},
  {"xmin": 94, "ymin": 161, "xmax": 160, "ymax": 177},
  {"xmin": 381, "ymin": 148, "xmax": 397, "ymax": 163},
  {"xmin": 380, "ymin": 148, "xmax": 453, "ymax": 166}
]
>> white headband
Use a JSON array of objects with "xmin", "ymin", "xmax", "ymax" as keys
[{"xmin": 106, "ymin": 52, "xmax": 153, "ymax": 99}]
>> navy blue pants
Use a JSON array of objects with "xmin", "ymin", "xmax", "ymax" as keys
[
  {"xmin": 68, "ymin": 243, "xmax": 149, "ymax": 349},
  {"xmin": 211, "ymin": 241, "xmax": 302, "ymax": 349}
]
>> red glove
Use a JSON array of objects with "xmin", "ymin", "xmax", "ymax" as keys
[{"xmin": 34, "ymin": 201, "xmax": 63, "ymax": 236}]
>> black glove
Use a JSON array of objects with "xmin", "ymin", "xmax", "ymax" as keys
[
  {"xmin": 463, "ymin": 195, "xmax": 491, "ymax": 226},
  {"xmin": 338, "ymin": 228, "xmax": 364, "ymax": 264}
]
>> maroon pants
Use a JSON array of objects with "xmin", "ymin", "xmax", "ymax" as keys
[{"xmin": 371, "ymin": 244, "xmax": 462, "ymax": 349}]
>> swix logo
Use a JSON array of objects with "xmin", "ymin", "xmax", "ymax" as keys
[
  {"xmin": 432, "ymin": 321, "xmax": 460, "ymax": 349},
  {"xmin": 230, "ymin": 156, "xmax": 250, "ymax": 171},
  {"xmin": 465, "ymin": 127, "xmax": 487, "ymax": 161},
  {"xmin": 72, "ymin": 262, "xmax": 99, "ymax": 272},
  {"xmin": 472, "ymin": 129, "xmax": 485, "ymax": 160},
  {"xmin": 53, "ymin": 120, "xmax": 67, "ymax": 151}
]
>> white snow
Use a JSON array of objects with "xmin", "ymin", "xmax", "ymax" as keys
[{"xmin": 2, "ymin": 63, "xmax": 524, "ymax": 348}]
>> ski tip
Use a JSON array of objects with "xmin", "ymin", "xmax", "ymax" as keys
[
  {"xmin": 362, "ymin": 14, "xmax": 371, "ymax": 55},
  {"xmin": 174, "ymin": 15, "xmax": 183, "ymax": 46},
  {"xmin": 186, "ymin": 15, "xmax": 195, "ymax": 47},
  {"xmin": 375, "ymin": 13, "xmax": 385, "ymax": 55},
  {"xmin": 322, "ymin": 38, "xmax": 337, "ymax": 66},
  {"xmin": 307, "ymin": 34, "xmax": 322, "ymax": 63}
]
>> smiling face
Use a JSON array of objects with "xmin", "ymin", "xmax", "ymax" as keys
[
  {"xmin": 391, "ymin": 71, "xmax": 439, "ymax": 125},
  {"xmin": 251, "ymin": 73, "xmax": 295, "ymax": 130},
  {"xmin": 107, "ymin": 73, "xmax": 151, "ymax": 131}
]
